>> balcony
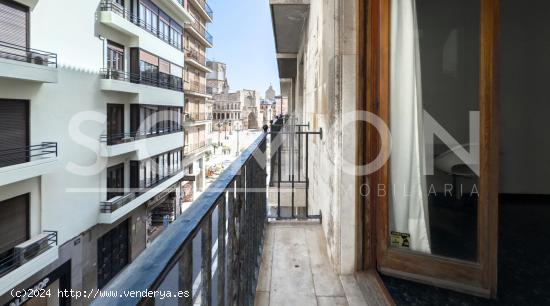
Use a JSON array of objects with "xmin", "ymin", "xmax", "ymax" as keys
[
  {"xmin": 158, "ymin": 0, "xmax": 194, "ymax": 25},
  {"xmin": 189, "ymin": 0, "xmax": 214, "ymax": 22},
  {"xmin": 99, "ymin": 1, "xmax": 183, "ymax": 51},
  {"xmin": 183, "ymin": 112, "xmax": 209, "ymax": 126},
  {"xmin": 0, "ymin": 41, "xmax": 57, "ymax": 83},
  {"xmin": 99, "ymin": 169, "xmax": 185, "ymax": 224},
  {"xmin": 184, "ymin": 79, "xmax": 210, "ymax": 98},
  {"xmin": 0, "ymin": 232, "xmax": 58, "ymax": 296},
  {"xmin": 184, "ymin": 48, "xmax": 211, "ymax": 72},
  {"xmin": 99, "ymin": 129, "xmax": 184, "ymax": 158},
  {"xmin": 99, "ymin": 69, "xmax": 184, "ymax": 106},
  {"xmin": 91, "ymin": 134, "xmax": 267, "ymax": 305},
  {"xmin": 185, "ymin": 15, "xmax": 214, "ymax": 47},
  {"xmin": 183, "ymin": 140, "xmax": 209, "ymax": 155},
  {"xmin": 0, "ymin": 142, "xmax": 58, "ymax": 186}
]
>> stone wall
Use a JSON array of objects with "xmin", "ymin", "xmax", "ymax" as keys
[{"xmin": 293, "ymin": 0, "xmax": 358, "ymax": 274}]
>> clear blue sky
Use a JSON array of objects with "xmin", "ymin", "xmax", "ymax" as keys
[{"xmin": 206, "ymin": 0, "xmax": 280, "ymax": 96}]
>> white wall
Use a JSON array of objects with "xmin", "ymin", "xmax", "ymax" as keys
[{"xmin": 0, "ymin": 0, "xmax": 187, "ymax": 245}]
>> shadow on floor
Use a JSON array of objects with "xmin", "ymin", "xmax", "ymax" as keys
[{"xmin": 383, "ymin": 197, "xmax": 550, "ymax": 305}]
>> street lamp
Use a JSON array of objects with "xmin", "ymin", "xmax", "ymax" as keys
[
  {"xmin": 217, "ymin": 121, "xmax": 222, "ymax": 146},
  {"xmin": 235, "ymin": 121, "xmax": 242, "ymax": 156},
  {"xmin": 224, "ymin": 121, "xmax": 228, "ymax": 140}
]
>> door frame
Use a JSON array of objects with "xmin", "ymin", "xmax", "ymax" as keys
[{"xmin": 358, "ymin": 0, "xmax": 499, "ymax": 298}]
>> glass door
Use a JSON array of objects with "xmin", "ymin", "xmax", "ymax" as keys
[{"xmin": 372, "ymin": 0, "xmax": 499, "ymax": 297}]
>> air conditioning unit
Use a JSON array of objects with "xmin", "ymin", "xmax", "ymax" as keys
[{"xmin": 13, "ymin": 233, "xmax": 52, "ymax": 266}]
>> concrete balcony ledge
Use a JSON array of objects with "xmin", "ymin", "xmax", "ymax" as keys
[
  {"xmin": 98, "ymin": 10, "xmax": 184, "ymax": 65},
  {"xmin": 0, "ymin": 247, "xmax": 58, "ymax": 296},
  {"xmin": 100, "ymin": 78, "xmax": 184, "ymax": 107},
  {"xmin": 0, "ymin": 157, "xmax": 59, "ymax": 187},
  {"xmin": 0, "ymin": 57, "xmax": 57, "ymax": 83},
  {"xmin": 98, "ymin": 170, "xmax": 185, "ymax": 224},
  {"xmin": 12, "ymin": 0, "xmax": 39, "ymax": 10},
  {"xmin": 100, "ymin": 131, "xmax": 184, "ymax": 158},
  {"xmin": 182, "ymin": 119, "xmax": 210, "ymax": 126},
  {"xmin": 100, "ymin": 78, "xmax": 140, "ymax": 94},
  {"xmin": 154, "ymin": 0, "xmax": 194, "ymax": 25},
  {"xmin": 184, "ymin": 57, "xmax": 212, "ymax": 73}
]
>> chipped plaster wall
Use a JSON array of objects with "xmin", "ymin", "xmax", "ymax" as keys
[{"xmin": 295, "ymin": 0, "xmax": 357, "ymax": 274}]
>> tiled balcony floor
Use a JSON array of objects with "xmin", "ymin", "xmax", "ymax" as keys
[{"xmin": 255, "ymin": 222, "xmax": 368, "ymax": 306}]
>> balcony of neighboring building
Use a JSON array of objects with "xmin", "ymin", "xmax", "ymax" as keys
[
  {"xmin": 188, "ymin": 0, "xmax": 213, "ymax": 23},
  {"xmin": 98, "ymin": 0, "xmax": 191, "ymax": 62},
  {"xmin": 0, "ymin": 142, "xmax": 59, "ymax": 187},
  {"xmin": 0, "ymin": 41, "xmax": 58, "ymax": 83},
  {"xmin": 183, "ymin": 112, "xmax": 209, "ymax": 126},
  {"xmin": 0, "ymin": 231, "xmax": 58, "ymax": 296},
  {"xmin": 183, "ymin": 140, "xmax": 210, "ymax": 156},
  {"xmin": 183, "ymin": 79, "xmax": 211, "ymax": 98},
  {"xmin": 184, "ymin": 48, "xmax": 211, "ymax": 72},
  {"xmin": 184, "ymin": 14, "xmax": 214, "ymax": 48},
  {"xmin": 99, "ymin": 149, "xmax": 185, "ymax": 224},
  {"xmin": 100, "ymin": 104, "xmax": 184, "ymax": 158},
  {"xmin": 99, "ymin": 48, "xmax": 185, "ymax": 106},
  {"xmin": 0, "ymin": 192, "xmax": 58, "ymax": 296}
]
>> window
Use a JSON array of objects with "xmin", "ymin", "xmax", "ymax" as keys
[
  {"xmin": 107, "ymin": 104, "xmax": 124, "ymax": 144},
  {"xmin": 133, "ymin": 149, "xmax": 183, "ymax": 189},
  {"xmin": 106, "ymin": 163, "xmax": 124, "ymax": 200},
  {"xmin": 107, "ymin": 41, "xmax": 124, "ymax": 73},
  {"xmin": 0, "ymin": 194, "xmax": 29, "ymax": 276},
  {"xmin": 131, "ymin": 104, "xmax": 182, "ymax": 137}
]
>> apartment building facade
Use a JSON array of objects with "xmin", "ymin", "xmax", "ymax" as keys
[
  {"xmin": 0, "ymin": 0, "xmax": 194, "ymax": 304},
  {"xmin": 181, "ymin": 0, "xmax": 213, "ymax": 199}
]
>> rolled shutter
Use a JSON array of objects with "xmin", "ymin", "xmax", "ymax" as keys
[
  {"xmin": 0, "ymin": 0, "xmax": 28, "ymax": 47},
  {"xmin": 0, "ymin": 100, "xmax": 29, "ymax": 167},
  {"xmin": 0, "ymin": 194, "xmax": 28, "ymax": 254}
]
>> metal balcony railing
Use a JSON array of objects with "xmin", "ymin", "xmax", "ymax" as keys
[
  {"xmin": 183, "ymin": 112, "xmax": 207, "ymax": 122},
  {"xmin": 0, "ymin": 41, "xmax": 57, "ymax": 67},
  {"xmin": 184, "ymin": 48, "xmax": 206, "ymax": 66},
  {"xmin": 100, "ymin": 127, "xmax": 184, "ymax": 146},
  {"xmin": 99, "ymin": 1, "xmax": 183, "ymax": 50},
  {"xmin": 100, "ymin": 68, "xmax": 184, "ymax": 92},
  {"xmin": 91, "ymin": 134, "xmax": 267, "ymax": 306},
  {"xmin": 0, "ymin": 231, "xmax": 57, "ymax": 277},
  {"xmin": 0, "ymin": 142, "xmax": 58, "ymax": 168},
  {"xmin": 100, "ymin": 168, "xmax": 183, "ymax": 213},
  {"xmin": 184, "ymin": 141, "xmax": 207, "ymax": 154},
  {"xmin": 188, "ymin": 15, "xmax": 214, "ymax": 45}
]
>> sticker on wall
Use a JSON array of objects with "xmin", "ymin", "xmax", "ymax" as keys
[{"xmin": 390, "ymin": 231, "xmax": 411, "ymax": 248}]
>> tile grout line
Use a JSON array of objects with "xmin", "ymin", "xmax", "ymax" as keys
[{"xmin": 305, "ymin": 227, "xmax": 319, "ymax": 306}]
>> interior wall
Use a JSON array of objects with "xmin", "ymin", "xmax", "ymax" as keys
[{"xmin": 499, "ymin": 0, "xmax": 550, "ymax": 194}]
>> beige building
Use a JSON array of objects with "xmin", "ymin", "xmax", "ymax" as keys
[{"xmin": 182, "ymin": 0, "xmax": 214, "ymax": 198}]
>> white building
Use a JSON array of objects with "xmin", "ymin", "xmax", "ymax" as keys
[{"xmin": 0, "ymin": 0, "xmax": 195, "ymax": 304}]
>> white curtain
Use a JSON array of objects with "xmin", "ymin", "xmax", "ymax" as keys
[{"xmin": 390, "ymin": 0, "xmax": 431, "ymax": 253}]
